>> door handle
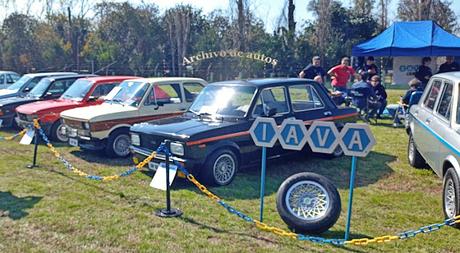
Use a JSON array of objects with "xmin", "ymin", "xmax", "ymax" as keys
[
  {"xmin": 425, "ymin": 118, "xmax": 432, "ymax": 124},
  {"xmin": 413, "ymin": 110, "xmax": 419, "ymax": 116},
  {"xmin": 323, "ymin": 111, "xmax": 332, "ymax": 116}
]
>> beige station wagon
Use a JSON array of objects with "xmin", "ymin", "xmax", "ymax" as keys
[{"xmin": 60, "ymin": 77, "xmax": 207, "ymax": 157}]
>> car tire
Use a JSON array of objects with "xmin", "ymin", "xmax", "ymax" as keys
[
  {"xmin": 105, "ymin": 129, "xmax": 131, "ymax": 157},
  {"xmin": 50, "ymin": 121, "xmax": 68, "ymax": 142},
  {"xmin": 202, "ymin": 148, "xmax": 238, "ymax": 186},
  {"xmin": 276, "ymin": 172, "xmax": 341, "ymax": 234},
  {"xmin": 407, "ymin": 134, "xmax": 426, "ymax": 168},
  {"xmin": 443, "ymin": 168, "xmax": 460, "ymax": 228}
]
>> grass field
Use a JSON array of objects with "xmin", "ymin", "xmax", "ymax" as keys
[{"xmin": 1, "ymin": 89, "xmax": 459, "ymax": 252}]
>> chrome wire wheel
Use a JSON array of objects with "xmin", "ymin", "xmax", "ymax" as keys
[
  {"xmin": 213, "ymin": 154, "xmax": 236, "ymax": 185},
  {"xmin": 285, "ymin": 180, "xmax": 330, "ymax": 221},
  {"xmin": 445, "ymin": 178, "xmax": 457, "ymax": 219},
  {"xmin": 113, "ymin": 134, "xmax": 130, "ymax": 157}
]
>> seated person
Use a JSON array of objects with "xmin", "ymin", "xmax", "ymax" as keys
[
  {"xmin": 393, "ymin": 78, "xmax": 423, "ymax": 127},
  {"xmin": 369, "ymin": 76, "xmax": 387, "ymax": 119},
  {"xmin": 349, "ymin": 73, "xmax": 380, "ymax": 121}
]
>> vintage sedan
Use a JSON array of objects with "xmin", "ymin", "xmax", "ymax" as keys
[
  {"xmin": 407, "ymin": 71, "xmax": 460, "ymax": 223},
  {"xmin": 0, "ymin": 71, "xmax": 20, "ymax": 89},
  {"xmin": 60, "ymin": 77, "xmax": 207, "ymax": 157},
  {"xmin": 0, "ymin": 72, "xmax": 76, "ymax": 100},
  {"xmin": 130, "ymin": 78, "xmax": 358, "ymax": 186},
  {"xmin": 16, "ymin": 76, "xmax": 135, "ymax": 142},
  {"xmin": 0, "ymin": 74, "xmax": 93, "ymax": 128}
]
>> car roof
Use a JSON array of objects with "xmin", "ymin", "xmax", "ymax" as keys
[
  {"xmin": 0, "ymin": 71, "xmax": 18, "ymax": 74},
  {"xmin": 209, "ymin": 78, "xmax": 316, "ymax": 88},
  {"xmin": 43, "ymin": 74, "xmax": 97, "ymax": 82},
  {"xmin": 432, "ymin": 71, "xmax": 460, "ymax": 83},
  {"xmin": 81, "ymin": 76, "xmax": 138, "ymax": 83},
  {"xmin": 132, "ymin": 77, "xmax": 207, "ymax": 83},
  {"xmin": 24, "ymin": 72, "xmax": 77, "ymax": 78}
]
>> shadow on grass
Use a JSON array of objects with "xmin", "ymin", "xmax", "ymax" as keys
[
  {"xmin": 0, "ymin": 191, "xmax": 42, "ymax": 220},
  {"xmin": 69, "ymin": 150, "xmax": 133, "ymax": 166},
  {"xmin": 169, "ymin": 151, "xmax": 396, "ymax": 201},
  {"xmin": 179, "ymin": 215, "xmax": 369, "ymax": 252}
]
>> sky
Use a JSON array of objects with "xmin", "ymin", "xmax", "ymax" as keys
[{"xmin": 1, "ymin": 0, "xmax": 460, "ymax": 32}]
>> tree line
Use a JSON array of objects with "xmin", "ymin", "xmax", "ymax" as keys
[{"xmin": 0, "ymin": 0, "xmax": 457, "ymax": 81}]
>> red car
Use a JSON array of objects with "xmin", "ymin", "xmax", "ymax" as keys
[{"xmin": 16, "ymin": 76, "xmax": 136, "ymax": 142}]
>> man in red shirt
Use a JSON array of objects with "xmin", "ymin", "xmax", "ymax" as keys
[{"xmin": 327, "ymin": 57, "xmax": 355, "ymax": 93}]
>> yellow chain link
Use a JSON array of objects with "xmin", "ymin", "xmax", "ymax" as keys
[
  {"xmin": 2, "ymin": 129, "xmax": 27, "ymax": 141},
  {"xmin": 186, "ymin": 175, "xmax": 221, "ymax": 201}
]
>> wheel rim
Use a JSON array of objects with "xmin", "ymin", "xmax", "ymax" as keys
[
  {"xmin": 113, "ymin": 134, "xmax": 130, "ymax": 157},
  {"xmin": 56, "ymin": 123, "xmax": 68, "ymax": 142},
  {"xmin": 445, "ymin": 178, "xmax": 457, "ymax": 218},
  {"xmin": 408, "ymin": 137, "xmax": 415, "ymax": 164},
  {"xmin": 213, "ymin": 154, "xmax": 236, "ymax": 185},
  {"xmin": 285, "ymin": 180, "xmax": 330, "ymax": 221}
]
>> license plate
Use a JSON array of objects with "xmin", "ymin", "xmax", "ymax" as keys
[
  {"xmin": 69, "ymin": 138, "xmax": 78, "ymax": 147},
  {"xmin": 148, "ymin": 162, "xmax": 159, "ymax": 171}
]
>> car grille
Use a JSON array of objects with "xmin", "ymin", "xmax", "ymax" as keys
[
  {"xmin": 17, "ymin": 113, "xmax": 28, "ymax": 121},
  {"xmin": 63, "ymin": 119, "xmax": 83, "ymax": 130},
  {"xmin": 140, "ymin": 134, "xmax": 165, "ymax": 151}
]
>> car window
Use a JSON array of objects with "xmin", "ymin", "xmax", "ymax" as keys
[
  {"xmin": 289, "ymin": 84, "xmax": 324, "ymax": 111},
  {"xmin": 436, "ymin": 81, "xmax": 453, "ymax": 121},
  {"xmin": 91, "ymin": 82, "xmax": 118, "ymax": 97},
  {"xmin": 6, "ymin": 74, "xmax": 15, "ymax": 84},
  {"xmin": 258, "ymin": 86, "xmax": 289, "ymax": 115},
  {"xmin": 423, "ymin": 80, "xmax": 442, "ymax": 110},
  {"xmin": 47, "ymin": 79, "xmax": 76, "ymax": 96},
  {"xmin": 183, "ymin": 83, "xmax": 204, "ymax": 102},
  {"xmin": 0, "ymin": 74, "xmax": 4, "ymax": 84},
  {"xmin": 145, "ymin": 83, "xmax": 181, "ymax": 106},
  {"xmin": 25, "ymin": 77, "xmax": 41, "ymax": 89},
  {"xmin": 9, "ymin": 74, "xmax": 20, "ymax": 83}
]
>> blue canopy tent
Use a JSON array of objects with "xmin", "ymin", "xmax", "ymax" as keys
[{"xmin": 352, "ymin": 20, "xmax": 460, "ymax": 56}]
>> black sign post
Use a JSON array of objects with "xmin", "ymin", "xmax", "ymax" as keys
[
  {"xmin": 155, "ymin": 140, "xmax": 182, "ymax": 218},
  {"xmin": 26, "ymin": 128, "xmax": 39, "ymax": 169}
]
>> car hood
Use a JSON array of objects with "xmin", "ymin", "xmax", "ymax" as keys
[
  {"xmin": 0, "ymin": 96, "xmax": 38, "ymax": 107},
  {"xmin": 61, "ymin": 103, "xmax": 138, "ymax": 122},
  {"xmin": 131, "ymin": 116, "xmax": 243, "ymax": 140},
  {"xmin": 16, "ymin": 99, "xmax": 83, "ymax": 115}
]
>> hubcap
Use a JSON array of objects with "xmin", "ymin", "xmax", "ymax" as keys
[
  {"xmin": 285, "ymin": 180, "xmax": 330, "ymax": 221},
  {"xmin": 213, "ymin": 154, "xmax": 236, "ymax": 185},
  {"xmin": 56, "ymin": 123, "xmax": 68, "ymax": 142},
  {"xmin": 445, "ymin": 178, "xmax": 457, "ymax": 218},
  {"xmin": 113, "ymin": 134, "xmax": 130, "ymax": 157}
]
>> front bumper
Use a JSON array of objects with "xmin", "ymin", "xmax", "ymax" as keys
[
  {"xmin": 62, "ymin": 125, "xmax": 106, "ymax": 151},
  {"xmin": 0, "ymin": 114, "xmax": 16, "ymax": 128},
  {"xmin": 130, "ymin": 145, "xmax": 200, "ymax": 175},
  {"xmin": 16, "ymin": 118, "xmax": 52, "ymax": 135}
]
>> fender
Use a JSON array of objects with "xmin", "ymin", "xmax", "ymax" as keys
[
  {"xmin": 443, "ymin": 155, "xmax": 460, "ymax": 178},
  {"xmin": 205, "ymin": 140, "xmax": 241, "ymax": 160}
]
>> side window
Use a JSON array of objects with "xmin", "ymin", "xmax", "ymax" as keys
[
  {"xmin": 91, "ymin": 82, "xmax": 118, "ymax": 97},
  {"xmin": 145, "ymin": 83, "xmax": 181, "ymax": 106},
  {"xmin": 10, "ymin": 74, "xmax": 20, "ymax": 82},
  {"xmin": 48, "ymin": 79, "xmax": 75, "ymax": 95},
  {"xmin": 423, "ymin": 80, "xmax": 442, "ymax": 110},
  {"xmin": 437, "ymin": 82, "xmax": 453, "ymax": 121},
  {"xmin": 25, "ymin": 77, "xmax": 40, "ymax": 89},
  {"xmin": 0, "ymin": 74, "xmax": 4, "ymax": 84},
  {"xmin": 183, "ymin": 83, "xmax": 204, "ymax": 102},
  {"xmin": 289, "ymin": 84, "xmax": 324, "ymax": 111},
  {"xmin": 259, "ymin": 86, "xmax": 289, "ymax": 115}
]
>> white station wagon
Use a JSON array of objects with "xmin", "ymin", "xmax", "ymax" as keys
[
  {"xmin": 407, "ymin": 71, "xmax": 460, "ymax": 224},
  {"xmin": 60, "ymin": 77, "xmax": 207, "ymax": 157}
]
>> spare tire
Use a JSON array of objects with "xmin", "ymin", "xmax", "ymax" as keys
[{"xmin": 276, "ymin": 172, "xmax": 341, "ymax": 234}]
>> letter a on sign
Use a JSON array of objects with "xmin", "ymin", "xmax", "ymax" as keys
[
  {"xmin": 279, "ymin": 119, "xmax": 308, "ymax": 150},
  {"xmin": 338, "ymin": 123, "xmax": 376, "ymax": 157},
  {"xmin": 286, "ymin": 127, "xmax": 299, "ymax": 144},
  {"xmin": 348, "ymin": 131, "xmax": 363, "ymax": 150}
]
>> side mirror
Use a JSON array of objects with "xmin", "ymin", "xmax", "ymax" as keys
[
  {"xmin": 44, "ymin": 92, "xmax": 53, "ymax": 98},
  {"xmin": 170, "ymin": 97, "xmax": 181, "ymax": 104},
  {"xmin": 23, "ymin": 87, "xmax": 31, "ymax": 92},
  {"xmin": 87, "ymin": 96, "xmax": 99, "ymax": 101}
]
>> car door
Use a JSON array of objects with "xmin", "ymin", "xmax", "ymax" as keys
[
  {"xmin": 431, "ymin": 80, "xmax": 454, "ymax": 176},
  {"xmin": 288, "ymin": 83, "xmax": 329, "ymax": 122},
  {"xmin": 250, "ymin": 86, "xmax": 291, "ymax": 158},
  {"xmin": 138, "ymin": 82, "xmax": 184, "ymax": 118},
  {"xmin": 413, "ymin": 78, "xmax": 443, "ymax": 167}
]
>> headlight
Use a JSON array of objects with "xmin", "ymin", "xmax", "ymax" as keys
[
  {"xmin": 170, "ymin": 142, "xmax": 184, "ymax": 156},
  {"xmin": 131, "ymin": 133, "xmax": 140, "ymax": 146},
  {"xmin": 83, "ymin": 122, "xmax": 90, "ymax": 130}
]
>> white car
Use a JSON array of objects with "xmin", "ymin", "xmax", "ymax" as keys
[{"xmin": 0, "ymin": 71, "xmax": 20, "ymax": 89}]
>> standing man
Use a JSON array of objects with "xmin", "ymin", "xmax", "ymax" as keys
[
  {"xmin": 359, "ymin": 56, "xmax": 378, "ymax": 81},
  {"xmin": 328, "ymin": 57, "xmax": 355, "ymax": 93},
  {"xmin": 414, "ymin": 57, "xmax": 432, "ymax": 90},
  {"xmin": 299, "ymin": 56, "xmax": 327, "ymax": 83},
  {"xmin": 438, "ymin": 56, "xmax": 460, "ymax": 73}
]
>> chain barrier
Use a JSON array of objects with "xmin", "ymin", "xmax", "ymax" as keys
[
  {"xmin": 32, "ymin": 119, "xmax": 160, "ymax": 181},
  {"xmin": 0, "ymin": 129, "xmax": 27, "ymax": 141},
  {"xmin": 30, "ymin": 119, "xmax": 460, "ymax": 246}
]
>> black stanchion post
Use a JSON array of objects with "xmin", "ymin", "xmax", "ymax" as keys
[
  {"xmin": 155, "ymin": 140, "xmax": 182, "ymax": 218},
  {"xmin": 27, "ymin": 128, "xmax": 39, "ymax": 169}
]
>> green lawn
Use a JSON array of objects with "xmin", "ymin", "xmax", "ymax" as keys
[{"xmin": 1, "ymin": 89, "xmax": 459, "ymax": 252}]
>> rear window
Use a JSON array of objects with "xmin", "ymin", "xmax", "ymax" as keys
[
  {"xmin": 423, "ymin": 80, "xmax": 442, "ymax": 110},
  {"xmin": 436, "ymin": 82, "xmax": 453, "ymax": 121}
]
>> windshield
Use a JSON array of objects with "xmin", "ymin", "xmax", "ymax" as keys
[
  {"xmin": 27, "ymin": 79, "xmax": 51, "ymax": 98},
  {"xmin": 61, "ymin": 79, "xmax": 93, "ymax": 101},
  {"xmin": 189, "ymin": 85, "xmax": 256, "ymax": 118},
  {"xmin": 7, "ymin": 75, "xmax": 32, "ymax": 91},
  {"xmin": 104, "ymin": 81, "xmax": 148, "ymax": 106}
]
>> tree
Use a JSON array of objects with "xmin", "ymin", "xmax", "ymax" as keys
[
  {"xmin": 377, "ymin": 0, "xmax": 391, "ymax": 31},
  {"xmin": 397, "ymin": 0, "xmax": 458, "ymax": 32}
]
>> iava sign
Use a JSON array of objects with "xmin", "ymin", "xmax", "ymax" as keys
[
  {"xmin": 306, "ymin": 121, "xmax": 340, "ymax": 154},
  {"xmin": 338, "ymin": 123, "xmax": 376, "ymax": 157},
  {"xmin": 249, "ymin": 117, "xmax": 278, "ymax": 148}
]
